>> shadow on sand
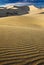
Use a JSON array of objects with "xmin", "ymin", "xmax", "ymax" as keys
[
  {"xmin": 38, "ymin": 12, "xmax": 44, "ymax": 14},
  {"xmin": 0, "ymin": 6, "xmax": 30, "ymax": 17}
]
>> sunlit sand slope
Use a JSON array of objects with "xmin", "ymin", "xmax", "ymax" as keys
[{"xmin": 0, "ymin": 15, "xmax": 44, "ymax": 27}]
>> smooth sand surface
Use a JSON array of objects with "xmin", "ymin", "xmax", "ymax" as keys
[{"xmin": 0, "ymin": 6, "xmax": 44, "ymax": 65}]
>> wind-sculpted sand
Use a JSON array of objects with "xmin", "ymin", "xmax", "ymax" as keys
[
  {"xmin": 0, "ymin": 6, "xmax": 44, "ymax": 65},
  {"xmin": 0, "ymin": 26, "xmax": 44, "ymax": 65}
]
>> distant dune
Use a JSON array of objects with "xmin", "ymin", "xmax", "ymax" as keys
[
  {"xmin": 0, "ymin": 5, "xmax": 44, "ymax": 65},
  {"xmin": 28, "ymin": 5, "xmax": 44, "ymax": 15}
]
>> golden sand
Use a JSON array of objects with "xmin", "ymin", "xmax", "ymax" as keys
[{"xmin": 0, "ymin": 6, "xmax": 44, "ymax": 65}]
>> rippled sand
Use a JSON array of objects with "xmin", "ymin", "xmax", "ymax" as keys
[{"xmin": 0, "ymin": 26, "xmax": 44, "ymax": 65}]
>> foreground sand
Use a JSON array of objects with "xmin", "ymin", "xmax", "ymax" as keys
[{"xmin": 0, "ymin": 6, "xmax": 44, "ymax": 65}]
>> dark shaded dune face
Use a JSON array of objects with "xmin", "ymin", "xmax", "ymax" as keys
[
  {"xmin": 0, "ymin": 6, "xmax": 29, "ymax": 17},
  {"xmin": 38, "ymin": 62, "xmax": 44, "ymax": 65},
  {"xmin": 38, "ymin": 12, "xmax": 44, "ymax": 14},
  {"xmin": 0, "ymin": 26, "xmax": 44, "ymax": 65}
]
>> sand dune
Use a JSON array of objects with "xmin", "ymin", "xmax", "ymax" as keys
[
  {"xmin": 0, "ymin": 6, "xmax": 44, "ymax": 65},
  {"xmin": 27, "ymin": 5, "xmax": 44, "ymax": 15},
  {"xmin": 0, "ymin": 26, "xmax": 44, "ymax": 65}
]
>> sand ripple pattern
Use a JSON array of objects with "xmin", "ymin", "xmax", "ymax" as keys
[
  {"xmin": 0, "ymin": 43, "xmax": 44, "ymax": 65},
  {"xmin": 0, "ymin": 27, "xmax": 44, "ymax": 65}
]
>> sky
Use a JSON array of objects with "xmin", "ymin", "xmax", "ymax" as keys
[
  {"xmin": 0, "ymin": 0, "xmax": 44, "ymax": 3},
  {"xmin": 0, "ymin": 0, "xmax": 44, "ymax": 8}
]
